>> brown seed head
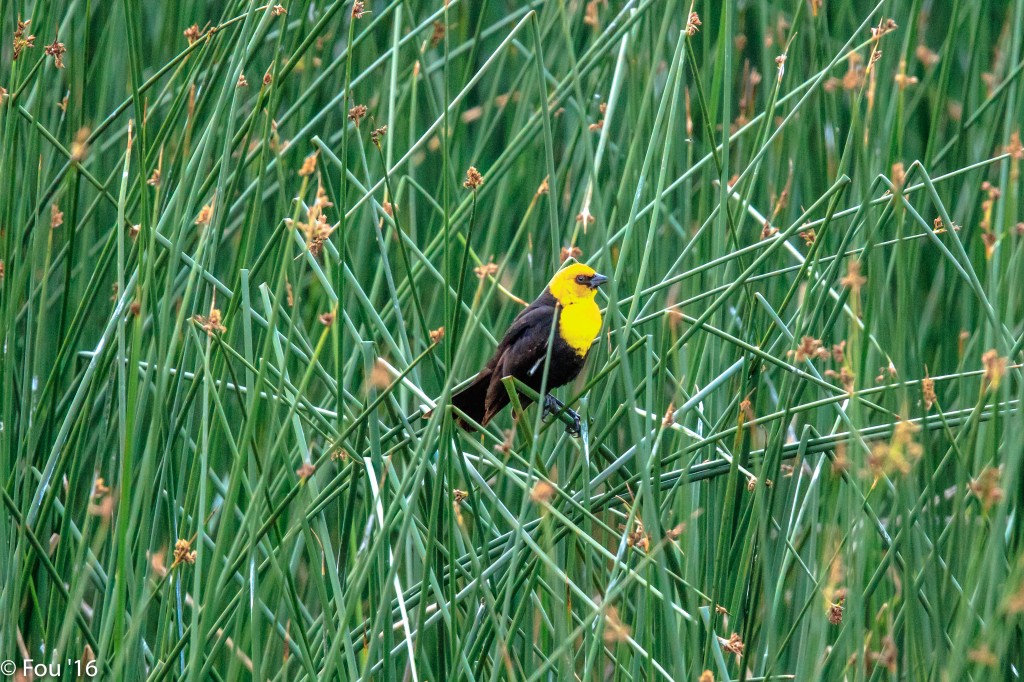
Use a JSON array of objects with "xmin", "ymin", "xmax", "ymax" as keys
[
  {"xmin": 560, "ymin": 245, "xmax": 583, "ymax": 263},
  {"xmin": 430, "ymin": 20, "xmax": 445, "ymax": 47},
  {"xmin": 790, "ymin": 336, "xmax": 829, "ymax": 363},
  {"xmin": 1004, "ymin": 131, "xmax": 1024, "ymax": 160},
  {"xmin": 463, "ymin": 166, "xmax": 483, "ymax": 191},
  {"xmin": 530, "ymin": 479, "xmax": 556, "ymax": 505},
  {"xmin": 473, "ymin": 262, "xmax": 499, "ymax": 279},
  {"xmin": 841, "ymin": 259, "xmax": 867, "ymax": 292},
  {"xmin": 348, "ymin": 104, "xmax": 367, "ymax": 126},
  {"xmin": 871, "ymin": 18, "xmax": 898, "ymax": 39},
  {"xmin": 982, "ymin": 349, "xmax": 1007, "ymax": 391},
  {"xmin": 272, "ymin": 5, "xmax": 287, "ymax": 16},
  {"xmin": 236, "ymin": 73, "xmax": 248, "ymax": 88},
  {"xmin": 922, "ymin": 372, "xmax": 936, "ymax": 410},
  {"xmin": 891, "ymin": 162, "xmax": 906, "ymax": 194},
  {"xmin": 298, "ymin": 152, "xmax": 318, "ymax": 177},
  {"xmin": 968, "ymin": 466, "xmax": 1004, "ymax": 511},
  {"xmin": 429, "ymin": 326, "xmax": 445, "ymax": 343},
  {"xmin": 13, "ymin": 18, "xmax": 36, "ymax": 60},
  {"xmin": 719, "ymin": 633, "xmax": 744, "ymax": 656},
  {"xmin": 828, "ymin": 599, "xmax": 844, "ymax": 625},
  {"xmin": 173, "ymin": 538, "xmax": 197, "ymax": 566},
  {"xmin": 195, "ymin": 201, "xmax": 214, "ymax": 226},
  {"xmin": 183, "ymin": 24, "xmax": 201, "ymax": 44},
  {"xmin": 370, "ymin": 125, "xmax": 387, "ymax": 146},
  {"xmin": 915, "ymin": 44, "xmax": 939, "ymax": 67},
  {"xmin": 319, "ymin": 310, "xmax": 336, "ymax": 326},
  {"xmin": 50, "ymin": 204, "xmax": 63, "ymax": 229},
  {"xmin": 296, "ymin": 462, "xmax": 316, "ymax": 480},
  {"xmin": 685, "ymin": 12, "xmax": 701, "ymax": 37},
  {"xmin": 352, "ymin": 1, "xmax": 367, "ymax": 20},
  {"xmin": 71, "ymin": 127, "xmax": 90, "ymax": 162},
  {"xmin": 45, "ymin": 37, "xmax": 66, "ymax": 68},
  {"xmin": 603, "ymin": 606, "xmax": 631, "ymax": 644}
]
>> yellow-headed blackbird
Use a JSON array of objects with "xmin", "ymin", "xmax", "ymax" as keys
[{"xmin": 451, "ymin": 263, "xmax": 608, "ymax": 432}]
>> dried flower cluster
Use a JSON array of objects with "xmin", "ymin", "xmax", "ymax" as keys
[
  {"xmin": 915, "ymin": 44, "xmax": 939, "ymax": 67},
  {"xmin": 968, "ymin": 466, "xmax": 1004, "ymax": 511},
  {"xmin": 894, "ymin": 60, "xmax": 918, "ymax": 89},
  {"xmin": 183, "ymin": 24, "xmax": 201, "ymax": 44},
  {"xmin": 173, "ymin": 538, "xmax": 197, "ymax": 566},
  {"xmin": 193, "ymin": 305, "xmax": 226, "ymax": 337},
  {"xmin": 463, "ymin": 166, "xmax": 483, "ymax": 191},
  {"xmin": 602, "ymin": 605, "xmax": 631, "ymax": 644},
  {"xmin": 560, "ymin": 245, "xmax": 582, "ymax": 263},
  {"xmin": 194, "ymin": 201, "xmax": 214, "ymax": 227},
  {"xmin": 685, "ymin": 12, "xmax": 701, "ymax": 37},
  {"xmin": 932, "ymin": 215, "xmax": 960, "ymax": 234},
  {"xmin": 626, "ymin": 518, "xmax": 649, "ymax": 553},
  {"xmin": 298, "ymin": 152, "xmax": 318, "ymax": 177},
  {"xmin": 828, "ymin": 597, "xmax": 845, "ymax": 625},
  {"xmin": 981, "ymin": 348, "xmax": 1007, "ymax": 391},
  {"xmin": 13, "ymin": 18, "xmax": 36, "ymax": 60},
  {"xmin": 296, "ymin": 185, "xmax": 335, "ymax": 259},
  {"xmin": 348, "ymin": 104, "xmax": 367, "ymax": 127},
  {"xmin": 719, "ymin": 632, "xmax": 744, "ymax": 656},
  {"xmin": 868, "ymin": 419, "xmax": 922, "ymax": 477},
  {"xmin": 530, "ymin": 479, "xmax": 555, "ymax": 504},
  {"xmin": 840, "ymin": 259, "xmax": 867, "ymax": 293},
  {"xmin": 430, "ymin": 20, "xmax": 445, "ymax": 47},
  {"xmin": 45, "ymin": 35, "xmax": 66, "ymax": 68},
  {"xmin": 474, "ymin": 262, "xmax": 498, "ymax": 279},
  {"xmin": 871, "ymin": 18, "xmax": 899, "ymax": 39},
  {"xmin": 922, "ymin": 372, "xmax": 936, "ymax": 411},
  {"xmin": 790, "ymin": 336, "xmax": 829, "ymax": 363},
  {"xmin": 979, "ymin": 181, "xmax": 1002, "ymax": 258}
]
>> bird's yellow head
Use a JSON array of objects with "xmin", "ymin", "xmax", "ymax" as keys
[{"xmin": 547, "ymin": 263, "xmax": 609, "ymax": 305}]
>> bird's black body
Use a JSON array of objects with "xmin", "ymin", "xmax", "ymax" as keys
[{"xmin": 451, "ymin": 290, "xmax": 587, "ymax": 428}]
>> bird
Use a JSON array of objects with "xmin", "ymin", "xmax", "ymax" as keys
[{"xmin": 450, "ymin": 263, "xmax": 608, "ymax": 434}]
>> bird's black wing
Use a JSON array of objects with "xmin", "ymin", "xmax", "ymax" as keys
[
  {"xmin": 482, "ymin": 299, "xmax": 565, "ymax": 423},
  {"xmin": 451, "ymin": 293, "xmax": 557, "ymax": 427},
  {"xmin": 486, "ymin": 292, "xmax": 558, "ymax": 369}
]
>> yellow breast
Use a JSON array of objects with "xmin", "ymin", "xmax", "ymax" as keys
[{"xmin": 558, "ymin": 300, "xmax": 602, "ymax": 357}]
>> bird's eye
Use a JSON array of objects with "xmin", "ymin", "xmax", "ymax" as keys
[{"xmin": 575, "ymin": 275, "xmax": 587, "ymax": 284}]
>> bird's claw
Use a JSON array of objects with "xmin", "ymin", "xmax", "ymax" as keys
[{"xmin": 542, "ymin": 395, "xmax": 582, "ymax": 437}]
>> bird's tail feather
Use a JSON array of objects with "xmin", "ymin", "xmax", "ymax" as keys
[{"xmin": 451, "ymin": 371, "xmax": 492, "ymax": 429}]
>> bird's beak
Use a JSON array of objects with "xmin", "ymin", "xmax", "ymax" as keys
[{"xmin": 589, "ymin": 273, "xmax": 609, "ymax": 289}]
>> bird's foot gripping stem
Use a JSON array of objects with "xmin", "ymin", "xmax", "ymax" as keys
[{"xmin": 542, "ymin": 394, "xmax": 581, "ymax": 437}]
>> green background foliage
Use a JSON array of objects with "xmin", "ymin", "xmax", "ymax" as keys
[{"xmin": 2, "ymin": 0, "xmax": 1023, "ymax": 679}]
